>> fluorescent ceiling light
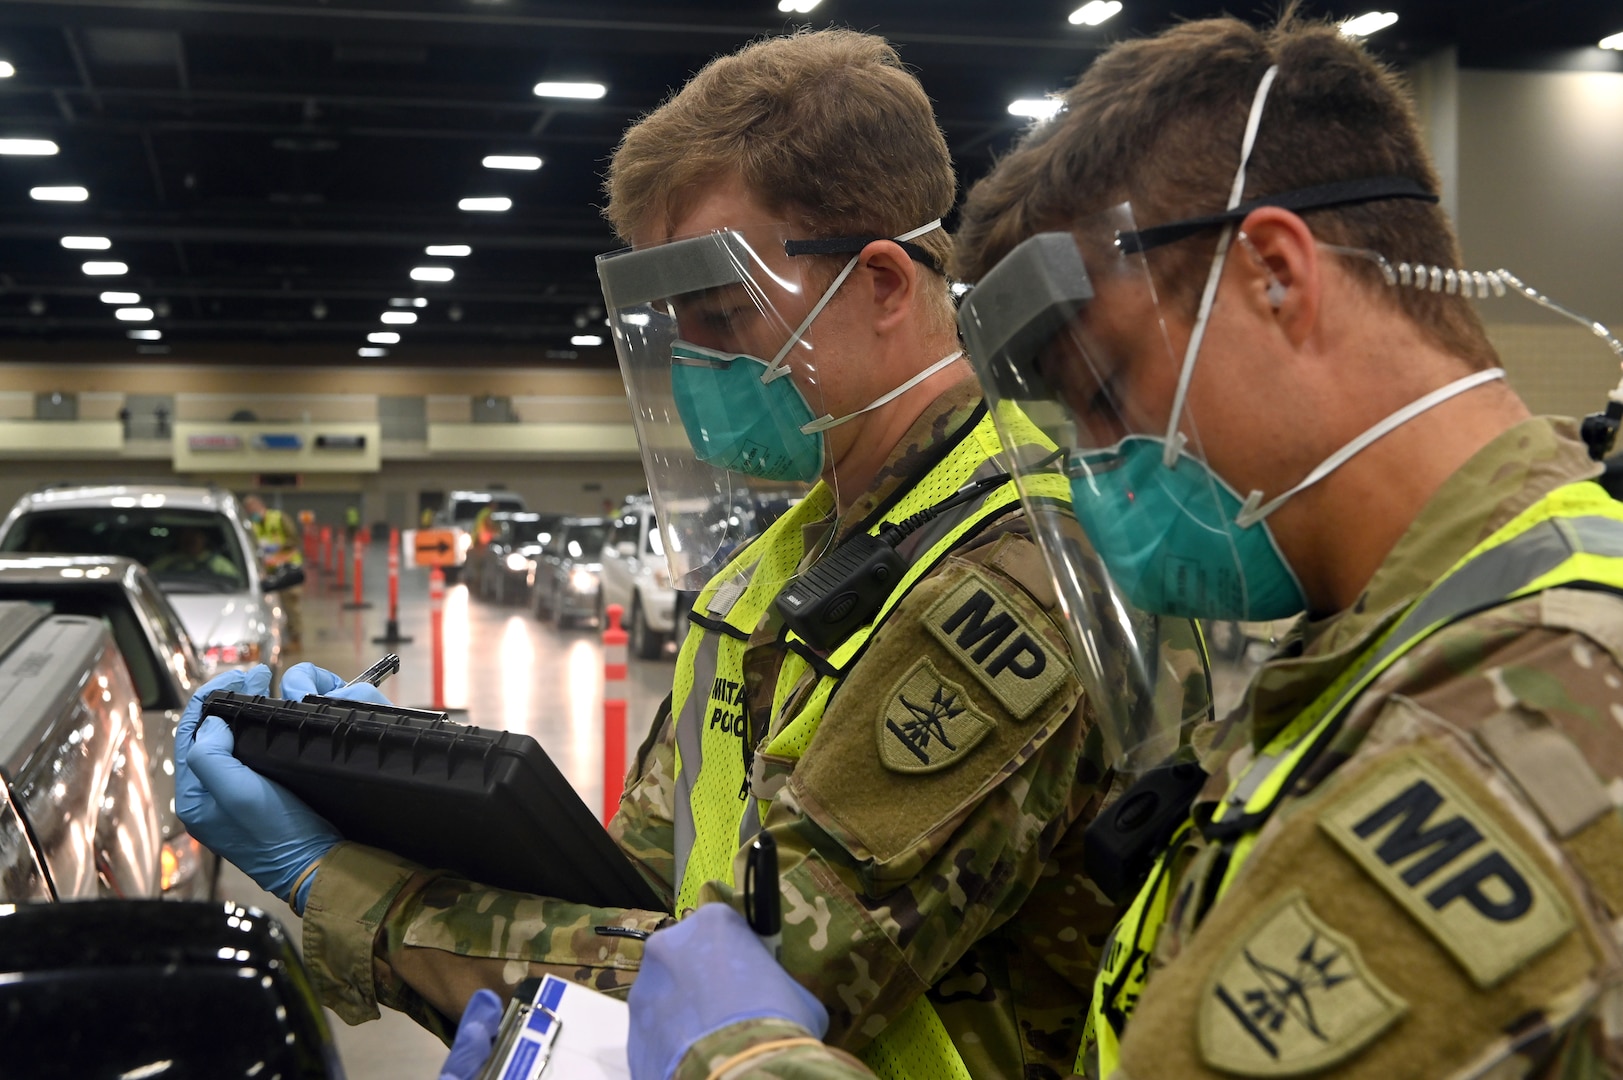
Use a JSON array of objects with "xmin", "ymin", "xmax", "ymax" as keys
[
  {"xmin": 381, "ymin": 311, "xmax": 418, "ymax": 325},
  {"xmin": 413, "ymin": 297, "xmax": 428, "ymax": 308},
  {"xmin": 100, "ymin": 291, "xmax": 140, "ymax": 304},
  {"xmin": 1068, "ymin": 1, "xmax": 1122, "ymax": 26},
  {"xmin": 1601, "ymin": 31, "xmax": 1623, "ymax": 50},
  {"xmin": 411, "ymin": 266, "xmax": 455, "ymax": 282},
  {"xmin": 778, "ymin": 0, "xmax": 821, "ymax": 11},
  {"xmin": 32, "ymin": 186, "xmax": 88, "ymax": 202},
  {"xmin": 425, "ymin": 244, "xmax": 471, "ymax": 257},
  {"xmin": 368, "ymin": 331, "xmax": 401, "ymax": 344},
  {"xmin": 459, "ymin": 196, "xmax": 512, "ymax": 212},
  {"xmin": 127, "ymin": 329, "xmax": 163, "ymax": 341},
  {"xmin": 0, "ymin": 62, "xmax": 14, "ymax": 78},
  {"xmin": 483, "ymin": 155, "xmax": 542, "ymax": 171},
  {"xmin": 1008, "ymin": 98, "xmax": 1063, "ymax": 121},
  {"xmin": 0, "ymin": 138, "xmax": 59, "ymax": 156},
  {"xmin": 571, "ymin": 334, "xmax": 604, "ymax": 347},
  {"xmin": 115, "ymin": 307, "xmax": 154, "ymax": 322},
  {"xmin": 82, "ymin": 261, "xmax": 128, "ymax": 276},
  {"xmin": 532, "ymin": 81, "xmax": 605, "ymax": 100},
  {"xmin": 1339, "ymin": 11, "xmax": 1398, "ymax": 37},
  {"xmin": 61, "ymin": 236, "xmax": 111, "ymax": 250},
  {"xmin": 358, "ymin": 347, "xmax": 389, "ymax": 357}
]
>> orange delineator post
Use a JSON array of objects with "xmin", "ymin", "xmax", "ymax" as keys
[
  {"xmin": 372, "ymin": 528, "xmax": 412, "ymax": 644},
  {"xmin": 602, "ymin": 603, "xmax": 629, "ymax": 825},
  {"xmin": 429, "ymin": 566, "xmax": 447, "ymax": 711},
  {"xmin": 343, "ymin": 533, "xmax": 372, "ymax": 609},
  {"xmin": 303, "ymin": 525, "xmax": 317, "ymax": 566},
  {"xmin": 319, "ymin": 527, "xmax": 332, "ymax": 573}
]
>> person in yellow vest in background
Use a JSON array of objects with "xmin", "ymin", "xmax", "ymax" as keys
[
  {"xmin": 173, "ymin": 28, "xmax": 1211, "ymax": 1080},
  {"xmin": 243, "ymin": 494, "xmax": 303, "ymax": 649},
  {"xmin": 611, "ymin": 11, "xmax": 1623, "ymax": 1080},
  {"xmin": 344, "ymin": 503, "xmax": 361, "ymax": 544}
]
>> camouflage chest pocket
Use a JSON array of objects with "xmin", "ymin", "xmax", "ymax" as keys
[{"xmin": 789, "ymin": 557, "xmax": 1085, "ymax": 890}]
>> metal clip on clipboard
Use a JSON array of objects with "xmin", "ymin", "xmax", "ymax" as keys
[{"xmin": 476, "ymin": 977, "xmax": 564, "ymax": 1080}]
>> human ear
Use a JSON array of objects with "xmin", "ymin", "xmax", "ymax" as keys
[
  {"xmin": 1234, "ymin": 207, "xmax": 1319, "ymax": 348},
  {"xmin": 858, "ymin": 239, "xmax": 920, "ymax": 335}
]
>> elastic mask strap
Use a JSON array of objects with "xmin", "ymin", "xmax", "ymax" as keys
[
  {"xmin": 1234, "ymin": 368, "xmax": 1506, "ymax": 528},
  {"xmin": 1161, "ymin": 65, "xmax": 1279, "ymax": 467},
  {"xmin": 764, "ymin": 220, "xmax": 945, "ymax": 382},
  {"xmin": 800, "ymin": 350, "xmax": 965, "ymax": 435}
]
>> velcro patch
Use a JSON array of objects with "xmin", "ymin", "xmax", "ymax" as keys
[
  {"xmin": 1200, "ymin": 890, "xmax": 1406, "ymax": 1076},
  {"xmin": 923, "ymin": 568, "xmax": 1067, "ymax": 720},
  {"xmin": 877, "ymin": 658, "xmax": 993, "ymax": 774},
  {"xmin": 1318, "ymin": 750, "xmax": 1574, "ymax": 988}
]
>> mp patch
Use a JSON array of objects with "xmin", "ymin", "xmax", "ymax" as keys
[
  {"xmin": 923, "ymin": 568, "xmax": 1067, "ymax": 721},
  {"xmin": 1318, "ymin": 750, "xmax": 1574, "ymax": 988},
  {"xmin": 1200, "ymin": 890, "xmax": 1407, "ymax": 1077},
  {"xmin": 878, "ymin": 658, "xmax": 993, "ymax": 774}
]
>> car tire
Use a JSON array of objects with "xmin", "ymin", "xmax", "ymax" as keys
[{"xmin": 631, "ymin": 595, "xmax": 664, "ymax": 660}]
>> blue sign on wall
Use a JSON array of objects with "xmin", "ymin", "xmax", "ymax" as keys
[{"xmin": 254, "ymin": 433, "xmax": 304, "ymax": 451}]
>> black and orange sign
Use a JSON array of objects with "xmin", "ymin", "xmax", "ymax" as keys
[{"xmin": 414, "ymin": 529, "xmax": 458, "ymax": 568}]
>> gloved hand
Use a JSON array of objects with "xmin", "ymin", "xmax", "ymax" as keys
[
  {"xmin": 175, "ymin": 665, "xmax": 341, "ymax": 913},
  {"xmin": 438, "ymin": 989, "xmax": 505, "ymax": 1080},
  {"xmin": 628, "ymin": 903, "xmax": 828, "ymax": 1080},
  {"xmin": 279, "ymin": 661, "xmax": 396, "ymax": 706}
]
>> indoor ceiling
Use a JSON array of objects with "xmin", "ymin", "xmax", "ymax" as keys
[{"xmin": 0, "ymin": 0, "xmax": 1618, "ymax": 364}]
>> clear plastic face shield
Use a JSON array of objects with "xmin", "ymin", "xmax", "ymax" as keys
[{"xmin": 597, "ymin": 220, "xmax": 951, "ymax": 590}]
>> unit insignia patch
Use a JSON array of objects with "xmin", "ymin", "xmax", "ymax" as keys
[
  {"xmin": 1199, "ymin": 890, "xmax": 1407, "ymax": 1077},
  {"xmin": 878, "ymin": 658, "xmax": 993, "ymax": 774},
  {"xmin": 1318, "ymin": 750, "xmax": 1574, "ymax": 988}
]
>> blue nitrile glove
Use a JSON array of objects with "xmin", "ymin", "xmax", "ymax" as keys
[
  {"xmin": 175, "ymin": 665, "xmax": 342, "ymax": 914},
  {"xmin": 438, "ymin": 989, "xmax": 505, "ymax": 1080},
  {"xmin": 628, "ymin": 903, "xmax": 829, "ymax": 1080},
  {"xmin": 279, "ymin": 661, "xmax": 396, "ymax": 706}
]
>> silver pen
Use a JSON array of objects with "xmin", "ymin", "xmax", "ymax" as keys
[{"xmin": 345, "ymin": 653, "xmax": 400, "ymax": 689}]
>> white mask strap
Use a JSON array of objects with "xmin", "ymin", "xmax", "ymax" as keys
[
  {"xmin": 1161, "ymin": 65, "xmax": 1280, "ymax": 467},
  {"xmin": 800, "ymin": 350, "xmax": 964, "ymax": 435},
  {"xmin": 764, "ymin": 219, "xmax": 945, "ymax": 381},
  {"xmin": 1234, "ymin": 368, "xmax": 1506, "ymax": 527}
]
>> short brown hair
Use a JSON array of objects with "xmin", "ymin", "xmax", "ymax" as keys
[
  {"xmin": 955, "ymin": 15, "xmax": 1497, "ymax": 369},
  {"xmin": 604, "ymin": 28, "xmax": 955, "ymax": 279}
]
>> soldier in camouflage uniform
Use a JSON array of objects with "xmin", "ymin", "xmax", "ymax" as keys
[
  {"xmin": 625, "ymin": 13, "xmax": 1623, "ymax": 1080},
  {"xmin": 176, "ymin": 28, "xmax": 1208, "ymax": 1080}
]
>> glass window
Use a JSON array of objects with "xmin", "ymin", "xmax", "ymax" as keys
[
  {"xmin": 0, "ymin": 584, "xmax": 170, "ymax": 709},
  {"xmin": 1, "ymin": 509, "xmax": 248, "ymax": 594}
]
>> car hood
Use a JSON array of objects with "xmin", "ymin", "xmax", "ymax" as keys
[{"xmin": 165, "ymin": 592, "xmax": 265, "ymax": 648}]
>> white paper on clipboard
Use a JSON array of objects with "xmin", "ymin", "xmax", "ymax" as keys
[{"xmin": 520, "ymin": 973, "xmax": 630, "ymax": 1080}]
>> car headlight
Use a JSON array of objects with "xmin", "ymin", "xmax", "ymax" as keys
[
  {"xmin": 204, "ymin": 640, "xmax": 262, "ymax": 667},
  {"xmin": 570, "ymin": 567, "xmax": 597, "ymax": 593},
  {"xmin": 506, "ymin": 552, "xmax": 530, "ymax": 572},
  {"xmin": 456, "ymin": 532, "xmax": 474, "ymax": 555}
]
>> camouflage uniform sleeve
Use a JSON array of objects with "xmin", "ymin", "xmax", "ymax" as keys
[
  {"xmin": 1115, "ymin": 588, "xmax": 1623, "ymax": 1079},
  {"xmin": 703, "ymin": 534, "xmax": 1111, "ymax": 1058},
  {"xmin": 672, "ymin": 1020, "xmax": 874, "ymax": 1080},
  {"xmin": 301, "ymin": 698, "xmax": 681, "ymax": 1035}
]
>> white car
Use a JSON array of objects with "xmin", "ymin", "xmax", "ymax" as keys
[
  {"xmin": 598, "ymin": 499, "xmax": 677, "ymax": 659},
  {"xmin": 0, "ymin": 484, "xmax": 296, "ymax": 674},
  {"xmin": 434, "ymin": 489, "xmax": 527, "ymax": 583}
]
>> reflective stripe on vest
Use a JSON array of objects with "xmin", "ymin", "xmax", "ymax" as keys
[
  {"xmin": 668, "ymin": 407, "xmax": 1064, "ymax": 1080},
  {"xmin": 1087, "ymin": 479, "xmax": 1623, "ymax": 1078}
]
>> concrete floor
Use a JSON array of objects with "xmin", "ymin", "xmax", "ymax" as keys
[{"xmin": 216, "ymin": 547, "xmax": 677, "ymax": 1079}]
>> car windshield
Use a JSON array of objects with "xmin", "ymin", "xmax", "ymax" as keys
[
  {"xmin": 565, "ymin": 524, "xmax": 609, "ymax": 560},
  {"xmin": 1, "ymin": 508, "xmax": 248, "ymax": 593},
  {"xmin": 0, "ymin": 583, "xmax": 173, "ymax": 709},
  {"xmin": 452, "ymin": 495, "xmax": 524, "ymax": 523}
]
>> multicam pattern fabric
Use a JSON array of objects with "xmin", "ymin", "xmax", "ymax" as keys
[{"xmin": 300, "ymin": 381, "xmax": 1208, "ymax": 1078}]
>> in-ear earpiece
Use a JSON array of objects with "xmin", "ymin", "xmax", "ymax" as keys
[{"xmin": 1237, "ymin": 231, "xmax": 1287, "ymax": 310}]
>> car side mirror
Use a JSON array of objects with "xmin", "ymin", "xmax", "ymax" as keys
[
  {"xmin": 262, "ymin": 564, "xmax": 306, "ymax": 593},
  {"xmin": 616, "ymin": 541, "xmax": 636, "ymax": 556},
  {"xmin": 0, "ymin": 900, "xmax": 343, "ymax": 1077}
]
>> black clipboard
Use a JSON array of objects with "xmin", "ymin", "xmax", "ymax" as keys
[{"xmin": 204, "ymin": 691, "xmax": 666, "ymax": 912}]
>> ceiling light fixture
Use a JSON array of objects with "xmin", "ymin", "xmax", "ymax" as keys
[
  {"xmin": 425, "ymin": 244, "xmax": 472, "ymax": 257},
  {"xmin": 458, "ymin": 196, "xmax": 512, "ymax": 212},
  {"xmin": 32, "ymin": 186, "xmax": 88, "ymax": 202},
  {"xmin": 381, "ymin": 311, "xmax": 418, "ymax": 325},
  {"xmin": 1339, "ymin": 11, "xmax": 1398, "ymax": 37},
  {"xmin": 1068, "ymin": 1, "xmax": 1122, "ymax": 26},
  {"xmin": 61, "ymin": 236, "xmax": 111, "ymax": 250},
  {"xmin": 368, "ymin": 331, "xmax": 401, "ymax": 344},
  {"xmin": 82, "ymin": 261, "xmax": 128, "ymax": 276},
  {"xmin": 412, "ymin": 297, "xmax": 428, "ymax": 308},
  {"xmin": 777, "ymin": 0, "xmax": 821, "ymax": 12},
  {"xmin": 358, "ymin": 347, "xmax": 389, "ymax": 358},
  {"xmin": 411, "ymin": 266, "xmax": 455, "ymax": 282},
  {"xmin": 1008, "ymin": 98, "xmax": 1064, "ymax": 121},
  {"xmin": 571, "ymin": 334, "xmax": 604, "ymax": 347},
  {"xmin": 0, "ymin": 138, "xmax": 59, "ymax": 155},
  {"xmin": 127, "ymin": 329, "xmax": 163, "ymax": 341},
  {"xmin": 100, "ymin": 291, "xmax": 140, "ymax": 304},
  {"xmin": 0, "ymin": 62, "xmax": 14, "ymax": 78},
  {"xmin": 115, "ymin": 307, "xmax": 155, "ymax": 322},
  {"xmin": 533, "ymin": 81, "xmax": 606, "ymax": 100},
  {"xmin": 1601, "ymin": 31, "xmax": 1623, "ymax": 50},
  {"xmin": 482, "ymin": 155, "xmax": 542, "ymax": 171}
]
